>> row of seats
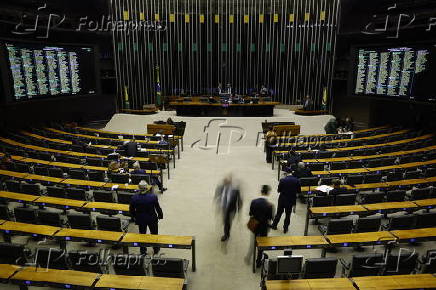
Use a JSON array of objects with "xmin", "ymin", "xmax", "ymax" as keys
[
  {"xmin": 65, "ymin": 122, "xmax": 186, "ymax": 139},
  {"xmin": 21, "ymin": 128, "xmax": 175, "ymax": 150},
  {"xmin": 310, "ymin": 187, "xmax": 436, "ymax": 207},
  {"xmin": 318, "ymin": 212, "xmax": 436, "ymax": 235},
  {"xmin": 0, "ymin": 243, "xmax": 188, "ymax": 278},
  {"xmin": 4, "ymin": 180, "xmax": 136, "ymax": 204},
  {"xmin": 1, "ymin": 140, "xmax": 163, "ymax": 169},
  {"xmin": 263, "ymin": 250, "xmax": 435, "ymax": 280},
  {"xmin": 0, "ymin": 205, "xmax": 128, "ymax": 232},
  {"xmin": 299, "ymin": 166, "xmax": 436, "ymax": 187},
  {"xmin": 4, "ymin": 160, "xmax": 159, "ymax": 184},
  {"xmin": 303, "ymin": 150, "xmax": 436, "ymax": 171},
  {"xmin": 276, "ymin": 135, "xmax": 433, "ymax": 160},
  {"xmin": 274, "ymin": 130, "xmax": 417, "ymax": 150}
]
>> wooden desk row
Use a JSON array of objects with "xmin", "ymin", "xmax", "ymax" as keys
[
  {"xmin": 301, "ymin": 176, "xmax": 436, "ymax": 194},
  {"xmin": 74, "ymin": 125, "xmax": 183, "ymax": 139},
  {"xmin": 0, "ymin": 220, "xmax": 196, "ymax": 271},
  {"xmin": 0, "ymin": 169, "xmax": 143, "ymax": 191},
  {"xmin": 271, "ymin": 134, "xmax": 434, "ymax": 171},
  {"xmin": 0, "ymin": 152, "xmax": 162, "ymax": 177},
  {"xmin": 252, "ymin": 228, "xmax": 436, "ymax": 273},
  {"xmin": 24, "ymin": 130, "xmax": 176, "ymax": 154},
  {"xmin": 304, "ymin": 198, "xmax": 436, "ymax": 235},
  {"xmin": 310, "ymin": 159, "xmax": 436, "ymax": 176},
  {"xmin": 44, "ymin": 127, "xmax": 180, "ymax": 159},
  {"xmin": 24, "ymin": 129, "xmax": 178, "ymax": 164},
  {"xmin": 0, "ymin": 264, "xmax": 185, "ymax": 289},
  {"xmin": 0, "ymin": 190, "xmax": 131, "ymax": 216},
  {"xmin": 271, "ymin": 126, "xmax": 389, "ymax": 140},
  {"xmin": 272, "ymin": 134, "xmax": 433, "ymax": 165},
  {"xmin": 266, "ymin": 274, "xmax": 436, "ymax": 290},
  {"xmin": 272, "ymin": 129, "xmax": 409, "ymax": 147},
  {"xmin": 276, "ymin": 153, "xmax": 436, "ymax": 180},
  {"xmin": 74, "ymin": 125, "xmax": 185, "ymax": 152},
  {"xmin": 0, "ymin": 137, "xmax": 172, "ymax": 178}
]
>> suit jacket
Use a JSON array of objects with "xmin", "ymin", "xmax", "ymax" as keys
[
  {"xmin": 215, "ymin": 185, "xmax": 242, "ymax": 214},
  {"xmin": 249, "ymin": 198, "xmax": 274, "ymax": 225},
  {"xmin": 293, "ymin": 167, "xmax": 313, "ymax": 179},
  {"xmin": 124, "ymin": 142, "xmax": 138, "ymax": 157},
  {"xmin": 287, "ymin": 155, "xmax": 301, "ymax": 167},
  {"xmin": 131, "ymin": 169, "xmax": 146, "ymax": 175},
  {"xmin": 278, "ymin": 175, "xmax": 301, "ymax": 206},
  {"xmin": 129, "ymin": 193, "xmax": 163, "ymax": 225},
  {"xmin": 329, "ymin": 187, "xmax": 349, "ymax": 196}
]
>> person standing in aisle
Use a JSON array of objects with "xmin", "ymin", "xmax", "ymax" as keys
[
  {"xmin": 129, "ymin": 180, "xmax": 163, "ymax": 254},
  {"xmin": 271, "ymin": 168, "xmax": 300, "ymax": 233}
]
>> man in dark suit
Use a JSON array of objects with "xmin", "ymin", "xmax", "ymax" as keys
[
  {"xmin": 329, "ymin": 179, "xmax": 348, "ymax": 196},
  {"xmin": 285, "ymin": 150, "xmax": 301, "ymax": 172},
  {"xmin": 293, "ymin": 162, "xmax": 313, "ymax": 179},
  {"xmin": 303, "ymin": 95, "xmax": 313, "ymax": 111},
  {"xmin": 247, "ymin": 185, "xmax": 274, "ymax": 267},
  {"xmin": 123, "ymin": 140, "xmax": 138, "ymax": 157},
  {"xmin": 271, "ymin": 169, "xmax": 301, "ymax": 233},
  {"xmin": 129, "ymin": 180, "xmax": 163, "ymax": 254},
  {"xmin": 131, "ymin": 162, "xmax": 166, "ymax": 192},
  {"xmin": 215, "ymin": 176, "xmax": 243, "ymax": 241}
]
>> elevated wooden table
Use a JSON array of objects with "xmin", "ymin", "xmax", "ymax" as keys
[{"xmin": 171, "ymin": 101, "xmax": 280, "ymax": 117}]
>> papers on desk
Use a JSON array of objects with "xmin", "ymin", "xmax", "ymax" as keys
[
  {"xmin": 315, "ymin": 185, "xmax": 333, "ymax": 193},
  {"xmin": 111, "ymin": 185, "xmax": 119, "ymax": 190}
]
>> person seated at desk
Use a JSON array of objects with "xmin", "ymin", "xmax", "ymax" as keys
[
  {"xmin": 108, "ymin": 161, "xmax": 121, "ymax": 174},
  {"xmin": 107, "ymin": 151, "xmax": 121, "ymax": 161},
  {"xmin": 108, "ymin": 160, "xmax": 129, "ymax": 174},
  {"xmin": 157, "ymin": 134, "xmax": 169, "ymax": 146},
  {"xmin": 324, "ymin": 118, "xmax": 338, "ymax": 134},
  {"xmin": 131, "ymin": 161, "xmax": 166, "ymax": 192},
  {"xmin": 225, "ymin": 83, "xmax": 232, "ymax": 95},
  {"xmin": 343, "ymin": 116, "xmax": 354, "ymax": 132},
  {"xmin": 122, "ymin": 140, "xmax": 138, "ymax": 157},
  {"xmin": 293, "ymin": 162, "xmax": 313, "ymax": 178},
  {"xmin": 285, "ymin": 150, "xmax": 301, "ymax": 171},
  {"xmin": 166, "ymin": 117, "xmax": 174, "ymax": 125},
  {"xmin": 328, "ymin": 179, "xmax": 348, "ymax": 196},
  {"xmin": 302, "ymin": 95, "xmax": 313, "ymax": 111},
  {"xmin": 260, "ymin": 85, "xmax": 269, "ymax": 97},
  {"xmin": 0, "ymin": 153, "xmax": 13, "ymax": 170},
  {"xmin": 217, "ymin": 83, "xmax": 223, "ymax": 95}
]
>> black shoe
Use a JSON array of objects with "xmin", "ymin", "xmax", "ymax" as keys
[
  {"xmin": 271, "ymin": 225, "xmax": 277, "ymax": 230},
  {"xmin": 283, "ymin": 228, "xmax": 288, "ymax": 234},
  {"xmin": 221, "ymin": 235, "xmax": 229, "ymax": 241},
  {"xmin": 160, "ymin": 188, "xmax": 167, "ymax": 192}
]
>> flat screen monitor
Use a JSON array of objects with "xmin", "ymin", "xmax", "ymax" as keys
[
  {"xmin": 1, "ymin": 40, "xmax": 98, "ymax": 102},
  {"xmin": 352, "ymin": 44, "xmax": 436, "ymax": 102},
  {"xmin": 276, "ymin": 255, "xmax": 303, "ymax": 274}
]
